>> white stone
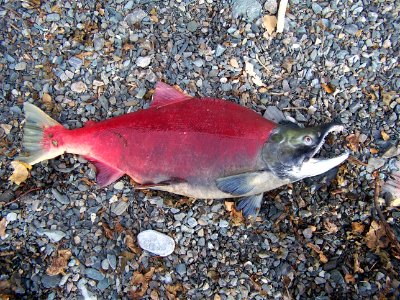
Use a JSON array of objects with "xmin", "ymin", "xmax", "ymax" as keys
[
  {"xmin": 6, "ymin": 212, "xmax": 17, "ymax": 222},
  {"xmin": 71, "ymin": 81, "xmax": 87, "ymax": 93},
  {"xmin": 137, "ymin": 230, "xmax": 175, "ymax": 257},
  {"xmin": 136, "ymin": 56, "xmax": 152, "ymax": 68}
]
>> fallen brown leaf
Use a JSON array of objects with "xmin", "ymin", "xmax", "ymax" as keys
[
  {"xmin": 351, "ymin": 222, "xmax": 365, "ymax": 234},
  {"xmin": 224, "ymin": 201, "xmax": 245, "ymax": 226},
  {"xmin": 102, "ymin": 222, "xmax": 114, "ymax": 240},
  {"xmin": 345, "ymin": 273, "xmax": 356, "ymax": 284},
  {"xmin": 46, "ymin": 249, "xmax": 72, "ymax": 276},
  {"xmin": 130, "ymin": 267, "xmax": 155, "ymax": 299},
  {"xmin": 353, "ymin": 253, "xmax": 364, "ymax": 274},
  {"xmin": 321, "ymin": 83, "xmax": 336, "ymax": 94},
  {"xmin": 166, "ymin": 283, "xmax": 185, "ymax": 300},
  {"xmin": 150, "ymin": 290, "xmax": 159, "ymax": 300},
  {"xmin": 42, "ymin": 93, "xmax": 53, "ymax": 110},
  {"xmin": 114, "ymin": 221, "xmax": 125, "ymax": 234},
  {"xmin": 381, "ymin": 130, "xmax": 390, "ymax": 141},
  {"xmin": 323, "ymin": 219, "xmax": 339, "ymax": 234},
  {"xmin": 0, "ymin": 218, "xmax": 7, "ymax": 239},
  {"xmin": 262, "ymin": 15, "xmax": 277, "ymax": 35},
  {"xmin": 125, "ymin": 233, "xmax": 141, "ymax": 255},
  {"xmin": 307, "ymin": 243, "xmax": 328, "ymax": 263},
  {"xmin": 365, "ymin": 220, "xmax": 389, "ymax": 250},
  {"xmin": 346, "ymin": 133, "xmax": 360, "ymax": 152},
  {"xmin": 9, "ymin": 161, "xmax": 32, "ymax": 185}
]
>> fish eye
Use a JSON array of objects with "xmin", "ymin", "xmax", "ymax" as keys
[{"xmin": 303, "ymin": 135, "xmax": 313, "ymax": 145}]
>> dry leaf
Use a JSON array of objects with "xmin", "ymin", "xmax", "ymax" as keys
[
  {"xmin": 150, "ymin": 290, "xmax": 159, "ymax": 300},
  {"xmin": 9, "ymin": 161, "xmax": 32, "ymax": 185},
  {"xmin": 42, "ymin": 93, "xmax": 53, "ymax": 110},
  {"xmin": 114, "ymin": 221, "xmax": 125, "ymax": 234},
  {"xmin": 346, "ymin": 133, "xmax": 360, "ymax": 152},
  {"xmin": 262, "ymin": 15, "xmax": 277, "ymax": 35},
  {"xmin": 21, "ymin": 0, "xmax": 40, "ymax": 9},
  {"xmin": 224, "ymin": 201, "xmax": 245, "ymax": 226},
  {"xmin": 353, "ymin": 253, "xmax": 364, "ymax": 274},
  {"xmin": 307, "ymin": 243, "xmax": 328, "ymax": 263},
  {"xmin": 369, "ymin": 148, "xmax": 379, "ymax": 154},
  {"xmin": 351, "ymin": 222, "xmax": 365, "ymax": 234},
  {"xmin": 245, "ymin": 62, "xmax": 265, "ymax": 87},
  {"xmin": 125, "ymin": 234, "xmax": 141, "ymax": 254},
  {"xmin": 381, "ymin": 90, "xmax": 396, "ymax": 106},
  {"xmin": 381, "ymin": 130, "xmax": 390, "ymax": 141},
  {"xmin": 229, "ymin": 58, "xmax": 240, "ymax": 68},
  {"xmin": 0, "ymin": 218, "xmax": 7, "ymax": 239},
  {"xmin": 345, "ymin": 273, "xmax": 356, "ymax": 284},
  {"xmin": 102, "ymin": 222, "xmax": 114, "ymax": 240},
  {"xmin": 122, "ymin": 43, "xmax": 134, "ymax": 51},
  {"xmin": 323, "ymin": 219, "xmax": 339, "ymax": 234},
  {"xmin": 321, "ymin": 83, "xmax": 336, "ymax": 94},
  {"xmin": 46, "ymin": 249, "xmax": 72, "ymax": 276},
  {"xmin": 365, "ymin": 220, "xmax": 389, "ymax": 250},
  {"xmin": 130, "ymin": 267, "xmax": 155, "ymax": 299},
  {"xmin": 166, "ymin": 283, "xmax": 185, "ymax": 300}
]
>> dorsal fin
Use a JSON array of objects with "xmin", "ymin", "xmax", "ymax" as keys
[{"xmin": 150, "ymin": 82, "xmax": 192, "ymax": 108}]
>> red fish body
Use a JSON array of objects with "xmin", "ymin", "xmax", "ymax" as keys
[
  {"xmin": 65, "ymin": 98, "xmax": 276, "ymax": 187},
  {"xmin": 20, "ymin": 82, "xmax": 348, "ymax": 218}
]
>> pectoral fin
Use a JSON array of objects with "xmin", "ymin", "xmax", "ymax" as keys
[
  {"xmin": 236, "ymin": 193, "xmax": 264, "ymax": 220},
  {"xmin": 216, "ymin": 172, "xmax": 263, "ymax": 196}
]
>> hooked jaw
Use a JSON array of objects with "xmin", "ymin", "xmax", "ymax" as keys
[{"xmin": 288, "ymin": 123, "xmax": 349, "ymax": 179}]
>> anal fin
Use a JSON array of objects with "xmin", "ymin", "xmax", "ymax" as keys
[
  {"xmin": 236, "ymin": 193, "xmax": 264, "ymax": 220},
  {"xmin": 84, "ymin": 157, "xmax": 124, "ymax": 187}
]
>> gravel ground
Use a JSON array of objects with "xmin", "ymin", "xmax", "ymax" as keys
[{"xmin": 1, "ymin": 0, "xmax": 400, "ymax": 299}]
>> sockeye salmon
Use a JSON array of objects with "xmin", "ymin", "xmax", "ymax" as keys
[{"xmin": 19, "ymin": 82, "xmax": 349, "ymax": 218}]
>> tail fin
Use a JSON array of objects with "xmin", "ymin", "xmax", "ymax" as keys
[{"xmin": 18, "ymin": 103, "xmax": 64, "ymax": 165}]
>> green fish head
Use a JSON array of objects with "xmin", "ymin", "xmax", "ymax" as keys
[{"xmin": 263, "ymin": 122, "xmax": 349, "ymax": 180}]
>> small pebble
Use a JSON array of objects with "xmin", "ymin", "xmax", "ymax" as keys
[
  {"xmin": 71, "ymin": 81, "xmax": 87, "ymax": 93},
  {"xmin": 136, "ymin": 56, "xmax": 152, "ymax": 68},
  {"xmin": 14, "ymin": 62, "xmax": 26, "ymax": 71}
]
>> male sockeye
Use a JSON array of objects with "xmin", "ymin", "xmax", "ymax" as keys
[{"xmin": 19, "ymin": 82, "xmax": 349, "ymax": 219}]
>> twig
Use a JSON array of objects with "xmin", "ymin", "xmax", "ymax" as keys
[
  {"xmin": 3, "ymin": 187, "xmax": 42, "ymax": 207},
  {"xmin": 276, "ymin": 0, "xmax": 289, "ymax": 33},
  {"xmin": 373, "ymin": 177, "xmax": 400, "ymax": 255}
]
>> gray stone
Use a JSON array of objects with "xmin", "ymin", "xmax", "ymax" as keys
[
  {"xmin": 52, "ymin": 189, "xmax": 70, "ymax": 205},
  {"xmin": 125, "ymin": 9, "xmax": 147, "ymax": 25},
  {"xmin": 187, "ymin": 21, "xmax": 198, "ymax": 32},
  {"xmin": 311, "ymin": 3, "xmax": 322, "ymax": 14},
  {"xmin": 263, "ymin": 106, "xmax": 285, "ymax": 123},
  {"xmin": 97, "ymin": 278, "xmax": 110, "ymax": 291},
  {"xmin": 46, "ymin": 13, "xmax": 60, "ymax": 22},
  {"xmin": 111, "ymin": 201, "xmax": 129, "ymax": 216},
  {"xmin": 68, "ymin": 57, "xmax": 83, "ymax": 69},
  {"xmin": 366, "ymin": 157, "xmax": 386, "ymax": 173},
  {"xmin": 137, "ymin": 230, "xmax": 175, "ymax": 257},
  {"xmin": 94, "ymin": 37, "xmax": 105, "ymax": 51},
  {"xmin": 303, "ymin": 227, "xmax": 313, "ymax": 239},
  {"xmin": 175, "ymin": 263, "xmax": 186, "ymax": 276},
  {"xmin": 14, "ymin": 62, "xmax": 27, "ymax": 71},
  {"xmin": 101, "ymin": 259, "xmax": 109, "ymax": 270},
  {"xmin": 107, "ymin": 254, "xmax": 117, "ymax": 270},
  {"xmin": 42, "ymin": 275, "xmax": 61, "ymax": 288},
  {"xmin": 264, "ymin": 0, "xmax": 277, "ymax": 14},
  {"xmin": 215, "ymin": 45, "xmax": 226, "ymax": 57},
  {"xmin": 187, "ymin": 217, "xmax": 198, "ymax": 228},
  {"xmin": 37, "ymin": 229, "xmax": 66, "ymax": 242},
  {"xmin": 85, "ymin": 268, "xmax": 105, "ymax": 281},
  {"xmin": 232, "ymin": 0, "xmax": 262, "ymax": 22},
  {"xmin": 219, "ymin": 220, "xmax": 229, "ymax": 228},
  {"xmin": 174, "ymin": 213, "xmax": 186, "ymax": 221},
  {"xmin": 124, "ymin": 0, "xmax": 134, "ymax": 10},
  {"xmin": 344, "ymin": 24, "xmax": 359, "ymax": 35}
]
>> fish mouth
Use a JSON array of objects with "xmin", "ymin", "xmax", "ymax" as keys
[{"xmin": 297, "ymin": 123, "xmax": 349, "ymax": 178}]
